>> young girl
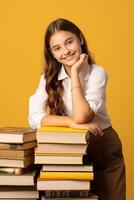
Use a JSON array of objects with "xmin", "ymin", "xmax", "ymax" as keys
[{"xmin": 28, "ymin": 18, "xmax": 126, "ymax": 200}]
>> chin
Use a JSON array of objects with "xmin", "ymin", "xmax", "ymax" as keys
[{"xmin": 64, "ymin": 57, "xmax": 80, "ymax": 67}]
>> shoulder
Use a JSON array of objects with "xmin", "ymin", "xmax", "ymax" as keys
[
  {"xmin": 90, "ymin": 64, "xmax": 108, "ymax": 76},
  {"xmin": 38, "ymin": 74, "xmax": 46, "ymax": 85},
  {"xmin": 34, "ymin": 74, "xmax": 46, "ymax": 92},
  {"xmin": 40, "ymin": 74, "xmax": 45, "ymax": 81},
  {"xmin": 90, "ymin": 64, "xmax": 108, "ymax": 80}
]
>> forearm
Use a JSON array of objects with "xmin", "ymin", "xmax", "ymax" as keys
[
  {"xmin": 40, "ymin": 114, "xmax": 102, "ymax": 136},
  {"xmin": 41, "ymin": 115, "xmax": 73, "ymax": 127},
  {"xmin": 71, "ymin": 69, "xmax": 94, "ymax": 123}
]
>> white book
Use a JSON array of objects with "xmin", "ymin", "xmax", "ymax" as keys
[
  {"xmin": 0, "ymin": 199, "xmax": 37, "ymax": 200},
  {"xmin": 35, "ymin": 154, "xmax": 83, "ymax": 165},
  {"xmin": 36, "ymin": 143, "xmax": 87, "ymax": 154},
  {"xmin": 37, "ymin": 180, "xmax": 90, "ymax": 190},
  {"xmin": 0, "ymin": 154, "xmax": 34, "ymax": 168},
  {"xmin": 0, "ymin": 191, "xmax": 39, "ymax": 198},
  {"xmin": 0, "ymin": 170, "xmax": 36, "ymax": 186},
  {"xmin": 42, "ymin": 164, "xmax": 93, "ymax": 172},
  {"xmin": 0, "ymin": 127, "xmax": 36, "ymax": 144}
]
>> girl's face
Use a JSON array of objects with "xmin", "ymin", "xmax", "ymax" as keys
[{"xmin": 49, "ymin": 31, "xmax": 83, "ymax": 68}]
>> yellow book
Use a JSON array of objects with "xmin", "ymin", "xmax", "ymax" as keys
[
  {"xmin": 37, "ymin": 126, "xmax": 90, "ymax": 144},
  {"xmin": 38, "ymin": 126, "xmax": 88, "ymax": 133},
  {"xmin": 39, "ymin": 171, "xmax": 93, "ymax": 180}
]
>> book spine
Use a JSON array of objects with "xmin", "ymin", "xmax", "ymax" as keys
[
  {"xmin": 44, "ymin": 190, "xmax": 90, "ymax": 198},
  {"xmin": 40, "ymin": 172, "xmax": 93, "ymax": 180}
]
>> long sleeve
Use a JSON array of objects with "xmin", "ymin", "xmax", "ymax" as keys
[
  {"xmin": 28, "ymin": 75, "xmax": 48, "ymax": 129},
  {"xmin": 85, "ymin": 66, "xmax": 108, "ymax": 114}
]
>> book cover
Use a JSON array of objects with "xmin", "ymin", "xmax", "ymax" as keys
[
  {"xmin": 0, "ymin": 127, "xmax": 36, "ymax": 143},
  {"xmin": 0, "ymin": 148, "xmax": 34, "ymax": 159},
  {"xmin": 43, "ymin": 190, "xmax": 98, "ymax": 199},
  {"xmin": 35, "ymin": 143, "xmax": 87, "ymax": 154},
  {"xmin": 37, "ymin": 179, "xmax": 90, "ymax": 190},
  {"xmin": 38, "ymin": 126, "xmax": 88, "ymax": 133},
  {"xmin": 42, "ymin": 164, "xmax": 93, "ymax": 172},
  {"xmin": 0, "ymin": 154, "xmax": 34, "ymax": 168},
  {"xmin": 0, "ymin": 186, "xmax": 39, "ymax": 198},
  {"xmin": 0, "ymin": 170, "xmax": 36, "ymax": 185},
  {"xmin": 41, "ymin": 196, "xmax": 98, "ymax": 200},
  {"xmin": 0, "ymin": 165, "xmax": 35, "ymax": 175},
  {"xmin": 34, "ymin": 154, "xmax": 83, "ymax": 165},
  {"xmin": 37, "ymin": 129, "xmax": 90, "ymax": 144},
  {"xmin": 0, "ymin": 141, "xmax": 37, "ymax": 150},
  {"xmin": 39, "ymin": 171, "xmax": 93, "ymax": 180}
]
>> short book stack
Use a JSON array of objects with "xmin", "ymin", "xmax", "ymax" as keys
[
  {"xmin": 35, "ymin": 126, "xmax": 98, "ymax": 200},
  {"xmin": 0, "ymin": 127, "xmax": 39, "ymax": 200}
]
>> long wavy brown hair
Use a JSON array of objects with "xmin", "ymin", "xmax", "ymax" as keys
[{"xmin": 44, "ymin": 18, "xmax": 95, "ymax": 115}]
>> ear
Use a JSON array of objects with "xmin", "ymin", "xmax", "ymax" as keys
[{"xmin": 79, "ymin": 33, "xmax": 84, "ymax": 45}]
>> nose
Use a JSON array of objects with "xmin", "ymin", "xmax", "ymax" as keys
[{"xmin": 62, "ymin": 46, "xmax": 71, "ymax": 55}]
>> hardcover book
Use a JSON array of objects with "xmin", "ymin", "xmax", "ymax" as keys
[
  {"xmin": 0, "ymin": 141, "xmax": 37, "ymax": 150},
  {"xmin": 41, "ymin": 197, "xmax": 98, "ymax": 200},
  {"xmin": 42, "ymin": 190, "xmax": 98, "ymax": 199},
  {"xmin": 39, "ymin": 171, "xmax": 93, "ymax": 180},
  {"xmin": 42, "ymin": 164, "xmax": 93, "ymax": 172},
  {"xmin": 0, "ymin": 148, "xmax": 34, "ymax": 159},
  {"xmin": 35, "ymin": 143, "xmax": 87, "ymax": 154},
  {"xmin": 0, "ymin": 154, "xmax": 34, "ymax": 168},
  {"xmin": 0, "ymin": 170, "xmax": 36, "ymax": 186},
  {"xmin": 37, "ymin": 126, "xmax": 90, "ymax": 144},
  {"xmin": 35, "ymin": 154, "xmax": 83, "ymax": 165},
  {"xmin": 0, "ymin": 127, "xmax": 36, "ymax": 144},
  {"xmin": 44, "ymin": 190, "xmax": 92, "ymax": 198},
  {"xmin": 37, "ymin": 179, "xmax": 90, "ymax": 190},
  {"xmin": 0, "ymin": 186, "xmax": 39, "ymax": 199}
]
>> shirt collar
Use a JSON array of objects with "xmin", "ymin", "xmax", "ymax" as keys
[
  {"xmin": 58, "ymin": 65, "xmax": 69, "ymax": 80},
  {"xmin": 58, "ymin": 64, "xmax": 91, "ymax": 81}
]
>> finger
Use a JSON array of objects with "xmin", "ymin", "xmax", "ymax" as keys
[
  {"xmin": 82, "ymin": 54, "xmax": 88, "ymax": 62},
  {"xmin": 88, "ymin": 127, "xmax": 98, "ymax": 137},
  {"xmin": 84, "ymin": 54, "xmax": 88, "ymax": 61},
  {"xmin": 91, "ymin": 123, "xmax": 103, "ymax": 136},
  {"xmin": 80, "ymin": 54, "xmax": 85, "ymax": 61},
  {"xmin": 94, "ymin": 126, "xmax": 103, "ymax": 136},
  {"xmin": 90, "ymin": 126, "xmax": 103, "ymax": 137}
]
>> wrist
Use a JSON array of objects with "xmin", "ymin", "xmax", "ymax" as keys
[
  {"xmin": 71, "ymin": 67, "xmax": 79, "ymax": 75},
  {"xmin": 71, "ymin": 86, "xmax": 81, "ymax": 91}
]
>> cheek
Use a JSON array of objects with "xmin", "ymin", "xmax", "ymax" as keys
[
  {"xmin": 77, "ymin": 45, "xmax": 82, "ymax": 54},
  {"xmin": 54, "ymin": 54, "xmax": 63, "ymax": 63}
]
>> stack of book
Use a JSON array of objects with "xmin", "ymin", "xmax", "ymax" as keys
[
  {"xmin": 35, "ymin": 126, "xmax": 98, "ymax": 200},
  {"xmin": 0, "ymin": 127, "xmax": 39, "ymax": 200}
]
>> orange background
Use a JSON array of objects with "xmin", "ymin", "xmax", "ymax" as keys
[{"xmin": 0, "ymin": 1, "xmax": 134, "ymax": 199}]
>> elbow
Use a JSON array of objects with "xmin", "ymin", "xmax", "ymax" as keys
[
  {"xmin": 74, "ymin": 116, "xmax": 87, "ymax": 124},
  {"xmin": 74, "ymin": 110, "xmax": 95, "ymax": 124}
]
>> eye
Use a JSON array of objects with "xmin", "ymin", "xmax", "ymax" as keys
[
  {"xmin": 53, "ymin": 46, "xmax": 60, "ymax": 51},
  {"xmin": 67, "ymin": 39, "xmax": 73, "ymax": 45}
]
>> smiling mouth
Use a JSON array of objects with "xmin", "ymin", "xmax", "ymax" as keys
[{"xmin": 63, "ymin": 52, "xmax": 76, "ymax": 60}]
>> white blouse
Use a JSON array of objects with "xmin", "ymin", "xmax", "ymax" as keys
[{"xmin": 28, "ymin": 64, "xmax": 111, "ymax": 130}]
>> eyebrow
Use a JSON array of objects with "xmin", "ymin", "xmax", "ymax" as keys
[{"xmin": 51, "ymin": 37, "xmax": 73, "ymax": 50}]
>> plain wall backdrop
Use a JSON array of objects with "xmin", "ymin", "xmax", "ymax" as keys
[{"xmin": 0, "ymin": 0, "xmax": 134, "ymax": 199}]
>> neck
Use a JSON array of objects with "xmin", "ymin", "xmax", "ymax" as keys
[{"xmin": 64, "ymin": 65, "xmax": 71, "ymax": 77}]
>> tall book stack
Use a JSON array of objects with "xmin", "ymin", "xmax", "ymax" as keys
[
  {"xmin": 0, "ymin": 127, "xmax": 39, "ymax": 200},
  {"xmin": 35, "ymin": 126, "xmax": 98, "ymax": 200}
]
